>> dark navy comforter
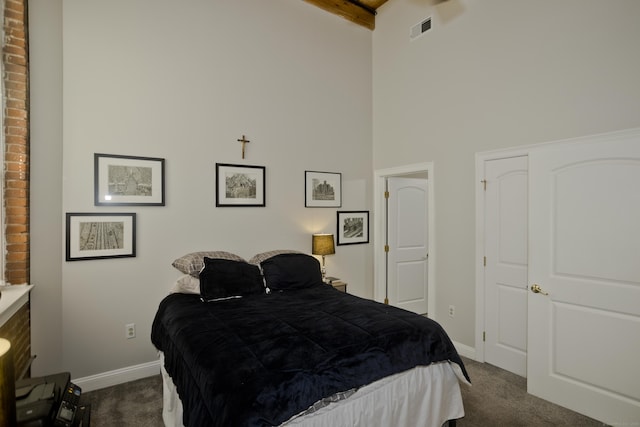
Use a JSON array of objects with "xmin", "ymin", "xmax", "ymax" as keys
[{"xmin": 151, "ymin": 284, "xmax": 468, "ymax": 427}]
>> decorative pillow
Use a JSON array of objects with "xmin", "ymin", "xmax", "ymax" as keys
[
  {"xmin": 260, "ymin": 253, "xmax": 323, "ymax": 291},
  {"xmin": 199, "ymin": 257, "xmax": 265, "ymax": 301},
  {"xmin": 248, "ymin": 249, "xmax": 304, "ymax": 266},
  {"xmin": 169, "ymin": 275, "xmax": 200, "ymax": 294},
  {"xmin": 172, "ymin": 251, "xmax": 246, "ymax": 277}
]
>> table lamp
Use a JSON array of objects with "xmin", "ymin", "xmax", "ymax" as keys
[
  {"xmin": 0, "ymin": 338, "xmax": 16, "ymax": 427},
  {"xmin": 312, "ymin": 234, "xmax": 335, "ymax": 280}
]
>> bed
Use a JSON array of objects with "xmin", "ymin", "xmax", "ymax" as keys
[{"xmin": 151, "ymin": 250, "xmax": 470, "ymax": 427}]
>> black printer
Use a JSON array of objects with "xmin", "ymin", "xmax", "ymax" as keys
[{"xmin": 15, "ymin": 372, "xmax": 90, "ymax": 427}]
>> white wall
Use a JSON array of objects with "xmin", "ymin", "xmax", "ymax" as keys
[
  {"xmin": 30, "ymin": 0, "xmax": 373, "ymax": 378},
  {"xmin": 30, "ymin": 0, "xmax": 64, "ymax": 378},
  {"xmin": 373, "ymin": 0, "xmax": 640, "ymax": 347}
]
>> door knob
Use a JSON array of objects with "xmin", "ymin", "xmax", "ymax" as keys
[{"xmin": 530, "ymin": 284, "xmax": 549, "ymax": 295}]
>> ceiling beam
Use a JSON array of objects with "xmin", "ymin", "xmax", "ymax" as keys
[{"xmin": 303, "ymin": 0, "xmax": 375, "ymax": 30}]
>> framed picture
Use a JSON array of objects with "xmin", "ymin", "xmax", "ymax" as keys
[
  {"xmin": 216, "ymin": 163, "xmax": 266, "ymax": 207},
  {"xmin": 337, "ymin": 211, "xmax": 369, "ymax": 245},
  {"xmin": 66, "ymin": 213, "xmax": 136, "ymax": 261},
  {"xmin": 305, "ymin": 171, "xmax": 342, "ymax": 207},
  {"xmin": 95, "ymin": 153, "xmax": 165, "ymax": 206}
]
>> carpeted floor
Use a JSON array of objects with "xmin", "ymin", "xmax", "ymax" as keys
[
  {"xmin": 83, "ymin": 356, "xmax": 607, "ymax": 426},
  {"xmin": 84, "ymin": 374, "xmax": 163, "ymax": 427},
  {"xmin": 456, "ymin": 358, "xmax": 606, "ymax": 426}
]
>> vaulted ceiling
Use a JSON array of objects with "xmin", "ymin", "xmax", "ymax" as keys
[{"xmin": 303, "ymin": 0, "xmax": 389, "ymax": 30}]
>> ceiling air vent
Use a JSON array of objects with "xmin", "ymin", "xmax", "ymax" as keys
[{"xmin": 410, "ymin": 17, "xmax": 431, "ymax": 41}]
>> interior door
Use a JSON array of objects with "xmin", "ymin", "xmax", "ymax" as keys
[
  {"xmin": 528, "ymin": 131, "xmax": 640, "ymax": 425},
  {"xmin": 484, "ymin": 156, "xmax": 528, "ymax": 377},
  {"xmin": 387, "ymin": 177, "xmax": 429, "ymax": 315}
]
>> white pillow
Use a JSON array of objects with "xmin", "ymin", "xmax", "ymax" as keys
[{"xmin": 169, "ymin": 275, "xmax": 200, "ymax": 294}]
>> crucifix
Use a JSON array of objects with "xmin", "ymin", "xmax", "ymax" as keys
[{"xmin": 237, "ymin": 135, "xmax": 250, "ymax": 159}]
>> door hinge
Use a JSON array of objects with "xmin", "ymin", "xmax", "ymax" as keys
[
  {"xmin": 481, "ymin": 179, "xmax": 487, "ymax": 191},
  {"xmin": 384, "ymin": 244, "xmax": 389, "ymax": 252},
  {"xmin": 483, "ymin": 331, "xmax": 486, "ymax": 342},
  {"xmin": 384, "ymin": 190, "xmax": 389, "ymax": 199},
  {"xmin": 483, "ymin": 256, "xmax": 486, "ymax": 267}
]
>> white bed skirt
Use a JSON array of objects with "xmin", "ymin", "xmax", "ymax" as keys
[{"xmin": 159, "ymin": 352, "xmax": 467, "ymax": 427}]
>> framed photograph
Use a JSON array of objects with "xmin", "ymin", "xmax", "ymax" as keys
[
  {"xmin": 305, "ymin": 171, "xmax": 342, "ymax": 207},
  {"xmin": 337, "ymin": 211, "xmax": 369, "ymax": 245},
  {"xmin": 216, "ymin": 163, "xmax": 266, "ymax": 207},
  {"xmin": 66, "ymin": 213, "xmax": 136, "ymax": 261},
  {"xmin": 95, "ymin": 153, "xmax": 165, "ymax": 206}
]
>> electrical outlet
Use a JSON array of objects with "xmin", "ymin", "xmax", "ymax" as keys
[
  {"xmin": 125, "ymin": 323, "xmax": 136, "ymax": 339},
  {"xmin": 448, "ymin": 305, "xmax": 455, "ymax": 318}
]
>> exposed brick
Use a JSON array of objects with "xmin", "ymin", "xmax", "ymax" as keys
[
  {"xmin": 5, "ymin": 215, "xmax": 28, "ymax": 225},
  {"xmin": 5, "ymin": 234, "xmax": 27, "ymax": 244},
  {"xmin": 5, "ymin": 99, "xmax": 27, "ymax": 110},
  {"xmin": 6, "ymin": 73, "xmax": 27, "ymax": 86},
  {"xmin": 7, "ymin": 251, "xmax": 28, "ymax": 262},
  {"xmin": 6, "ymin": 242, "xmax": 28, "ymax": 251},
  {"xmin": 4, "ymin": 187, "xmax": 28, "ymax": 198},
  {"xmin": 5, "ymin": 160, "xmax": 28, "ymax": 172},
  {"xmin": 5, "ymin": 179, "xmax": 28, "ymax": 189},
  {"xmin": 5, "ymin": 1, "xmax": 25, "ymax": 14},
  {"xmin": 3, "ymin": 45, "xmax": 26, "ymax": 57},
  {"xmin": 6, "ymin": 275, "xmax": 28, "ymax": 286},
  {"xmin": 3, "ymin": 0, "xmax": 31, "ymax": 370},
  {"xmin": 4, "ymin": 54, "xmax": 26, "ymax": 67},
  {"xmin": 5, "ymin": 124, "xmax": 27, "ymax": 137},
  {"xmin": 4, "ymin": 171, "xmax": 28, "ymax": 181},
  {"xmin": 6, "ymin": 140, "xmax": 28, "ymax": 151},
  {"xmin": 5, "ymin": 206, "xmax": 27, "ymax": 216},
  {"xmin": 5, "ymin": 225, "xmax": 27, "ymax": 234},
  {"xmin": 4, "ymin": 152, "xmax": 27, "ymax": 162},
  {"xmin": 6, "ymin": 110, "xmax": 27, "ymax": 122}
]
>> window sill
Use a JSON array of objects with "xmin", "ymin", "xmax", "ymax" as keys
[{"xmin": 0, "ymin": 284, "xmax": 34, "ymax": 327}]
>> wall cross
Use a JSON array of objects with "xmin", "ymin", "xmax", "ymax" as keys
[{"xmin": 237, "ymin": 135, "xmax": 250, "ymax": 159}]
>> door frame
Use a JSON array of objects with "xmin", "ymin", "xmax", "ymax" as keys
[
  {"xmin": 474, "ymin": 146, "xmax": 531, "ymax": 362},
  {"xmin": 373, "ymin": 162, "xmax": 435, "ymax": 318}
]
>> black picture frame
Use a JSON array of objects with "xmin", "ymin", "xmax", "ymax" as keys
[
  {"xmin": 336, "ymin": 210, "xmax": 369, "ymax": 245},
  {"xmin": 216, "ymin": 163, "xmax": 266, "ymax": 207},
  {"xmin": 94, "ymin": 153, "xmax": 165, "ymax": 206},
  {"xmin": 305, "ymin": 171, "xmax": 342, "ymax": 207},
  {"xmin": 66, "ymin": 212, "xmax": 136, "ymax": 261}
]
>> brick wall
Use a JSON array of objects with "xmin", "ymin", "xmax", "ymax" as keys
[
  {"xmin": 3, "ymin": 0, "xmax": 30, "ymax": 286},
  {"xmin": 1, "ymin": 0, "xmax": 31, "ymax": 376}
]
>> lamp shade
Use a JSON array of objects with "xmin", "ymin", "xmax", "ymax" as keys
[
  {"xmin": 312, "ymin": 234, "xmax": 335, "ymax": 256},
  {"xmin": 0, "ymin": 338, "xmax": 16, "ymax": 427}
]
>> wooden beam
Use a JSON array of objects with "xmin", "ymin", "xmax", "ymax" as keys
[{"xmin": 303, "ymin": 0, "xmax": 375, "ymax": 30}]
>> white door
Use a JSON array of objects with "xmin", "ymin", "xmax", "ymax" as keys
[
  {"xmin": 528, "ymin": 130, "xmax": 640, "ymax": 425},
  {"xmin": 483, "ymin": 156, "xmax": 528, "ymax": 377},
  {"xmin": 387, "ymin": 177, "xmax": 429, "ymax": 315}
]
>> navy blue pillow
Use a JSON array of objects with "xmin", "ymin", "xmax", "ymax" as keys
[
  {"xmin": 260, "ymin": 253, "xmax": 323, "ymax": 290},
  {"xmin": 199, "ymin": 257, "xmax": 264, "ymax": 301}
]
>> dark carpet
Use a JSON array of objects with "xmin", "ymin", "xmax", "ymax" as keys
[{"xmin": 83, "ymin": 356, "xmax": 607, "ymax": 426}]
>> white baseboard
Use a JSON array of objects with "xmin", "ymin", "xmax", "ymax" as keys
[
  {"xmin": 73, "ymin": 359, "xmax": 161, "ymax": 392},
  {"xmin": 452, "ymin": 340, "xmax": 476, "ymax": 360}
]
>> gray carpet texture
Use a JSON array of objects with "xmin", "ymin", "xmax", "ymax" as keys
[{"xmin": 83, "ymin": 357, "xmax": 607, "ymax": 426}]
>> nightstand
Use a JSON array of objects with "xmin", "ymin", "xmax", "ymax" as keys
[{"xmin": 325, "ymin": 277, "xmax": 347, "ymax": 293}]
